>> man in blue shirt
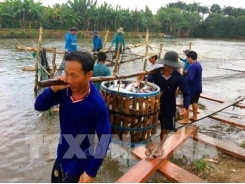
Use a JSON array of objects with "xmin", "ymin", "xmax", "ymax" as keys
[
  {"xmin": 179, "ymin": 49, "xmax": 190, "ymax": 77},
  {"xmin": 93, "ymin": 52, "xmax": 111, "ymax": 91},
  {"xmin": 185, "ymin": 51, "xmax": 202, "ymax": 121},
  {"xmin": 65, "ymin": 27, "xmax": 78, "ymax": 52},
  {"xmin": 35, "ymin": 52, "xmax": 111, "ymax": 183},
  {"xmin": 92, "ymin": 31, "xmax": 103, "ymax": 52},
  {"xmin": 108, "ymin": 27, "xmax": 125, "ymax": 59},
  {"xmin": 146, "ymin": 51, "xmax": 190, "ymax": 157}
]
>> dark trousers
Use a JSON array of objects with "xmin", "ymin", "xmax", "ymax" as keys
[{"xmin": 51, "ymin": 159, "xmax": 81, "ymax": 183}]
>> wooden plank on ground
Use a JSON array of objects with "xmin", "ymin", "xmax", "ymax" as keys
[
  {"xmin": 131, "ymin": 146, "xmax": 206, "ymax": 183},
  {"xmin": 210, "ymin": 114, "xmax": 245, "ymax": 129},
  {"xmin": 116, "ymin": 125, "xmax": 198, "ymax": 183},
  {"xmin": 200, "ymin": 94, "xmax": 245, "ymax": 109},
  {"xmin": 197, "ymin": 96, "xmax": 245, "ymax": 121},
  {"xmin": 200, "ymin": 94, "xmax": 225, "ymax": 103},
  {"xmin": 193, "ymin": 133, "xmax": 245, "ymax": 161}
]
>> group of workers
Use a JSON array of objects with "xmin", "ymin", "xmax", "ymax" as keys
[
  {"xmin": 64, "ymin": 26, "xmax": 125, "ymax": 54},
  {"xmin": 35, "ymin": 26, "xmax": 202, "ymax": 182}
]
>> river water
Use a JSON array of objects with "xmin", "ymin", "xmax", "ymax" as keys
[{"xmin": 0, "ymin": 37, "xmax": 245, "ymax": 182}]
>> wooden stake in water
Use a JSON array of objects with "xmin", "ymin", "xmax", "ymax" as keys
[
  {"xmin": 34, "ymin": 27, "xmax": 43, "ymax": 93},
  {"xmin": 102, "ymin": 29, "xmax": 109, "ymax": 51},
  {"xmin": 143, "ymin": 29, "xmax": 150, "ymax": 70},
  {"xmin": 159, "ymin": 43, "xmax": 163, "ymax": 59},
  {"xmin": 113, "ymin": 43, "xmax": 122, "ymax": 76},
  {"xmin": 50, "ymin": 48, "xmax": 57, "ymax": 78},
  {"xmin": 189, "ymin": 42, "xmax": 192, "ymax": 51}
]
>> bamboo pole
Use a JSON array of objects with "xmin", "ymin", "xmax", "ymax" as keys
[
  {"xmin": 16, "ymin": 45, "xmax": 64, "ymax": 54},
  {"xmin": 50, "ymin": 48, "xmax": 57, "ymax": 78},
  {"xmin": 143, "ymin": 29, "xmax": 149, "ymax": 70},
  {"xmin": 105, "ymin": 56, "xmax": 143, "ymax": 67},
  {"xmin": 34, "ymin": 27, "xmax": 43, "ymax": 93},
  {"xmin": 113, "ymin": 43, "xmax": 122, "ymax": 76},
  {"xmin": 16, "ymin": 41, "xmax": 146, "ymax": 55},
  {"xmin": 159, "ymin": 43, "xmax": 163, "ymax": 59},
  {"xmin": 102, "ymin": 29, "xmax": 109, "ymax": 51},
  {"xmin": 189, "ymin": 42, "xmax": 192, "ymax": 51},
  {"xmin": 38, "ymin": 67, "xmax": 163, "ymax": 88}
]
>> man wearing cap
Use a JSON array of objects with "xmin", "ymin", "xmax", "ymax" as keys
[
  {"xmin": 145, "ymin": 51, "xmax": 163, "ymax": 70},
  {"xmin": 65, "ymin": 27, "xmax": 78, "ymax": 52},
  {"xmin": 146, "ymin": 51, "xmax": 190, "ymax": 157},
  {"xmin": 92, "ymin": 31, "xmax": 103, "ymax": 53},
  {"xmin": 108, "ymin": 27, "xmax": 125, "ymax": 58},
  {"xmin": 179, "ymin": 49, "xmax": 190, "ymax": 77}
]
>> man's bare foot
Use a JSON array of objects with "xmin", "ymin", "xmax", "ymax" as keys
[
  {"xmin": 189, "ymin": 116, "xmax": 197, "ymax": 121},
  {"xmin": 178, "ymin": 119, "xmax": 190, "ymax": 124}
]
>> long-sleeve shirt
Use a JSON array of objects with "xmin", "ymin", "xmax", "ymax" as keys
[
  {"xmin": 111, "ymin": 33, "xmax": 125, "ymax": 50},
  {"xmin": 34, "ymin": 83, "xmax": 111, "ymax": 177},
  {"xmin": 93, "ymin": 36, "xmax": 103, "ymax": 51},
  {"xmin": 185, "ymin": 61, "xmax": 202, "ymax": 96},
  {"xmin": 65, "ymin": 32, "xmax": 77, "ymax": 52},
  {"xmin": 179, "ymin": 57, "xmax": 190, "ymax": 71},
  {"xmin": 147, "ymin": 69, "xmax": 190, "ymax": 118},
  {"xmin": 93, "ymin": 64, "xmax": 111, "ymax": 91}
]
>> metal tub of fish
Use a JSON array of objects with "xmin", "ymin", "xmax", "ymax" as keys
[{"xmin": 101, "ymin": 79, "xmax": 161, "ymax": 146}]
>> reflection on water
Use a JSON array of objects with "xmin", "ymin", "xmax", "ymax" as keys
[{"xmin": 0, "ymin": 38, "xmax": 245, "ymax": 182}]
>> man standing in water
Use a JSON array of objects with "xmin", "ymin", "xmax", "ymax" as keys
[
  {"xmin": 91, "ymin": 31, "xmax": 103, "ymax": 53},
  {"xmin": 179, "ymin": 51, "xmax": 202, "ymax": 123},
  {"xmin": 35, "ymin": 52, "xmax": 111, "ymax": 182},
  {"xmin": 146, "ymin": 51, "xmax": 190, "ymax": 157},
  {"xmin": 108, "ymin": 27, "xmax": 125, "ymax": 59},
  {"xmin": 65, "ymin": 27, "xmax": 78, "ymax": 52}
]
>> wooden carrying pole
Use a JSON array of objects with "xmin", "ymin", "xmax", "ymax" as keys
[{"xmin": 38, "ymin": 67, "xmax": 163, "ymax": 88}]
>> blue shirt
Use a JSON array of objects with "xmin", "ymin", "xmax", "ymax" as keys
[
  {"xmin": 111, "ymin": 33, "xmax": 125, "ymax": 49},
  {"xmin": 93, "ymin": 63, "xmax": 111, "ymax": 91},
  {"xmin": 34, "ymin": 83, "xmax": 111, "ymax": 177},
  {"xmin": 186, "ymin": 61, "xmax": 202, "ymax": 96},
  {"xmin": 65, "ymin": 32, "xmax": 77, "ymax": 52},
  {"xmin": 93, "ymin": 36, "xmax": 103, "ymax": 51},
  {"xmin": 180, "ymin": 57, "xmax": 190, "ymax": 71},
  {"xmin": 147, "ymin": 69, "xmax": 190, "ymax": 117}
]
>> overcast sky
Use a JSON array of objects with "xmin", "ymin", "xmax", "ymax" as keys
[{"xmin": 39, "ymin": 0, "xmax": 245, "ymax": 13}]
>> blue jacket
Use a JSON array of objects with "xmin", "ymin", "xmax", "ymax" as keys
[
  {"xmin": 65, "ymin": 32, "xmax": 77, "ymax": 52},
  {"xmin": 34, "ymin": 83, "xmax": 111, "ymax": 177},
  {"xmin": 147, "ymin": 69, "xmax": 190, "ymax": 118},
  {"xmin": 186, "ymin": 61, "xmax": 202, "ymax": 96},
  {"xmin": 111, "ymin": 33, "xmax": 125, "ymax": 50},
  {"xmin": 93, "ymin": 36, "xmax": 103, "ymax": 51},
  {"xmin": 180, "ymin": 57, "xmax": 190, "ymax": 71}
]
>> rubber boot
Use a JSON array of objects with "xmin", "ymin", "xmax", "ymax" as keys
[{"xmin": 190, "ymin": 103, "xmax": 198, "ymax": 120}]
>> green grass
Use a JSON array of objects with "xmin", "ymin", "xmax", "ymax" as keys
[
  {"xmin": 240, "ymin": 141, "xmax": 245, "ymax": 148},
  {"xmin": 194, "ymin": 159, "xmax": 207, "ymax": 172}
]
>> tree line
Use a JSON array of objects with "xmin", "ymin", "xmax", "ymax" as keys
[{"xmin": 0, "ymin": 0, "xmax": 245, "ymax": 38}]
